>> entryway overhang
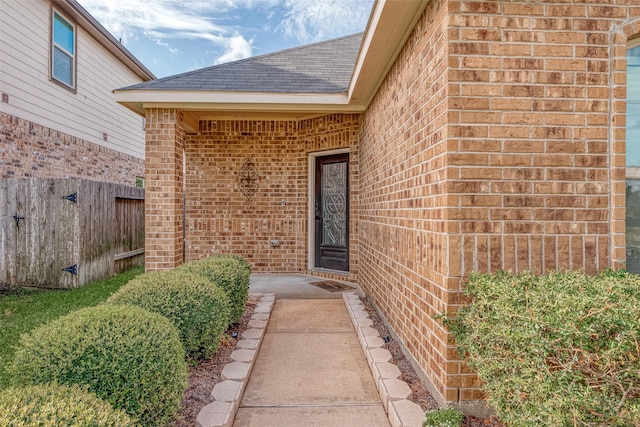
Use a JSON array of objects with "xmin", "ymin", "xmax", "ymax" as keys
[{"xmin": 114, "ymin": 91, "xmax": 364, "ymax": 132}]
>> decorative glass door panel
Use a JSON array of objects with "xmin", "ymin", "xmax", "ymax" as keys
[{"xmin": 315, "ymin": 154, "xmax": 349, "ymax": 271}]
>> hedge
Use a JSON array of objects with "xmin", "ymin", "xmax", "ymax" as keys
[
  {"xmin": 179, "ymin": 254, "xmax": 250, "ymax": 325},
  {"xmin": 107, "ymin": 269, "xmax": 231, "ymax": 360},
  {"xmin": 0, "ymin": 383, "xmax": 136, "ymax": 427},
  {"xmin": 9, "ymin": 304, "xmax": 187, "ymax": 427},
  {"xmin": 446, "ymin": 270, "xmax": 640, "ymax": 427}
]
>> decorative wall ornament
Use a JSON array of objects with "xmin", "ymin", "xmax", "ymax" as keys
[{"xmin": 237, "ymin": 157, "xmax": 260, "ymax": 201}]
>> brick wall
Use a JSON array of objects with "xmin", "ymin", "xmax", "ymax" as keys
[
  {"xmin": 185, "ymin": 119, "xmax": 305, "ymax": 271},
  {"xmin": 182, "ymin": 114, "xmax": 360, "ymax": 275},
  {"xmin": 359, "ymin": 0, "xmax": 640, "ymax": 409},
  {"xmin": 144, "ymin": 108, "xmax": 184, "ymax": 271},
  {"xmin": 447, "ymin": 1, "xmax": 637, "ymax": 278},
  {"xmin": 359, "ymin": 0, "xmax": 456, "ymax": 403},
  {"xmin": 1, "ymin": 112, "xmax": 143, "ymax": 185}
]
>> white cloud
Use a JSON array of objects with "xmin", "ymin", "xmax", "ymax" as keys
[
  {"xmin": 77, "ymin": 0, "xmax": 373, "ymax": 74},
  {"xmin": 79, "ymin": 0, "xmax": 231, "ymax": 44},
  {"xmin": 215, "ymin": 35, "xmax": 255, "ymax": 64},
  {"xmin": 279, "ymin": 0, "xmax": 374, "ymax": 42}
]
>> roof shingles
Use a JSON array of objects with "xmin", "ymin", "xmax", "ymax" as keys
[{"xmin": 121, "ymin": 33, "xmax": 363, "ymax": 94}]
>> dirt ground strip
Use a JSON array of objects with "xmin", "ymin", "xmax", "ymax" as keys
[{"xmin": 360, "ymin": 298, "xmax": 505, "ymax": 427}]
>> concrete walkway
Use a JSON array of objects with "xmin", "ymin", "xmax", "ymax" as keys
[
  {"xmin": 198, "ymin": 274, "xmax": 425, "ymax": 427},
  {"xmin": 233, "ymin": 298, "xmax": 390, "ymax": 426}
]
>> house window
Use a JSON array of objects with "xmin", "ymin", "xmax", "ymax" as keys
[
  {"xmin": 51, "ymin": 10, "xmax": 76, "ymax": 90},
  {"xmin": 626, "ymin": 41, "xmax": 640, "ymax": 273}
]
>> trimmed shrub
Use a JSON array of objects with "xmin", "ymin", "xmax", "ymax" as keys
[
  {"xmin": 0, "ymin": 383, "xmax": 136, "ymax": 426},
  {"xmin": 179, "ymin": 254, "xmax": 250, "ymax": 324},
  {"xmin": 220, "ymin": 254, "xmax": 251, "ymax": 274},
  {"xmin": 107, "ymin": 269, "xmax": 231, "ymax": 360},
  {"xmin": 446, "ymin": 270, "xmax": 640, "ymax": 427},
  {"xmin": 9, "ymin": 304, "xmax": 187, "ymax": 427},
  {"xmin": 423, "ymin": 407, "xmax": 464, "ymax": 427}
]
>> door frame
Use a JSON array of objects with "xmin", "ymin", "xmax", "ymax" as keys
[{"xmin": 308, "ymin": 148, "xmax": 350, "ymax": 273}]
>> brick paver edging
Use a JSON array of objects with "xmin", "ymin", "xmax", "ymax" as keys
[
  {"xmin": 196, "ymin": 293, "xmax": 276, "ymax": 427},
  {"xmin": 342, "ymin": 292, "xmax": 426, "ymax": 427}
]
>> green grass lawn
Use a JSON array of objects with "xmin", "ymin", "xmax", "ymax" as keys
[{"xmin": 0, "ymin": 267, "xmax": 143, "ymax": 389}]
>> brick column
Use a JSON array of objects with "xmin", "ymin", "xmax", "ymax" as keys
[{"xmin": 144, "ymin": 108, "xmax": 184, "ymax": 271}]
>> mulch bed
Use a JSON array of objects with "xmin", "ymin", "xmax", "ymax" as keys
[
  {"xmin": 171, "ymin": 296, "xmax": 258, "ymax": 427},
  {"xmin": 171, "ymin": 294, "xmax": 504, "ymax": 427},
  {"xmin": 359, "ymin": 297, "xmax": 505, "ymax": 427}
]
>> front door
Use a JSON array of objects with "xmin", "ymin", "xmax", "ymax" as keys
[{"xmin": 314, "ymin": 154, "xmax": 349, "ymax": 271}]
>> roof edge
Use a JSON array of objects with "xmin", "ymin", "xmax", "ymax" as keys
[
  {"xmin": 52, "ymin": 0, "xmax": 155, "ymax": 81},
  {"xmin": 114, "ymin": 89, "xmax": 362, "ymax": 115},
  {"xmin": 348, "ymin": 0, "xmax": 429, "ymax": 107}
]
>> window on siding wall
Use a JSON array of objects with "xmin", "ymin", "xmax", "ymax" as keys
[
  {"xmin": 626, "ymin": 42, "xmax": 640, "ymax": 273},
  {"xmin": 51, "ymin": 11, "xmax": 76, "ymax": 90}
]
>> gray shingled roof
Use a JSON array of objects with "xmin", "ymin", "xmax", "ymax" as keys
[{"xmin": 121, "ymin": 33, "xmax": 363, "ymax": 93}]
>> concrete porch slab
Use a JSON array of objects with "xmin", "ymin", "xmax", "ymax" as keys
[{"xmin": 249, "ymin": 273, "xmax": 360, "ymax": 299}]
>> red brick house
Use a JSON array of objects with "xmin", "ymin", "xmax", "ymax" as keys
[{"xmin": 115, "ymin": 0, "xmax": 640, "ymax": 413}]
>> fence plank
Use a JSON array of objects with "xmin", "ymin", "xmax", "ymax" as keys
[
  {"xmin": 79, "ymin": 181, "xmax": 113, "ymax": 286},
  {"xmin": 0, "ymin": 180, "xmax": 9, "ymax": 284},
  {"xmin": 4, "ymin": 179, "xmax": 18, "ymax": 285},
  {"xmin": 114, "ymin": 191, "xmax": 145, "ymax": 273},
  {"xmin": 14, "ymin": 179, "xmax": 28, "ymax": 285},
  {"xmin": 56, "ymin": 179, "xmax": 79, "ymax": 288},
  {"xmin": 0, "ymin": 178, "xmax": 144, "ymax": 288}
]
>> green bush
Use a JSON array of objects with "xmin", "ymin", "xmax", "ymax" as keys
[
  {"xmin": 107, "ymin": 269, "xmax": 231, "ymax": 360},
  {"xmin": 0, "ymin": 383, "xmax": 136, "ymax": 426},
  {"xmin": 446, "ymin": 270, "xmax": 640, "ymax": 427},
  {"xmin": 179, "ymin": 254, "xmax": 250, "ymax": 324},
  {"xmin": 9, "ymin": 304, "xmax": 187, "ymax": 427},
  {"xmin": 423, "ymin": 407, "xmax": 464, "ymax": 427}
]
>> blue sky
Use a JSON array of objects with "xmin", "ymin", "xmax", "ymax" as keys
[{"xmin": 77, "ymin": 0, "xmax": 375, "ymax": 78}]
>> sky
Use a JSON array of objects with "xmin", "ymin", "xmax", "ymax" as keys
[{"xmin": 77, "ymin": 0, "xmax": 375, "ymax": 79}]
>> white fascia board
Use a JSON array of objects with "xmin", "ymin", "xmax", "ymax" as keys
[
  {"xmin": 114, "ymin": 90, "xmax": 349, "ymax": 105},
  {"xmin": 114, "ymin": 90, "xmax": 364, "ymax": 114},
  {"xmin": 348, "ymin": 0, "xmax": 428, "ymax": 106},
  {"xmin": 349, "ymin": 0, "xmax": 384, "ymax": 99}
]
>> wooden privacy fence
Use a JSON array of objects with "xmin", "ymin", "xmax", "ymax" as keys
[{"xmin": 0, "ymin": 178, "xmax": 144, "ymax": 289}]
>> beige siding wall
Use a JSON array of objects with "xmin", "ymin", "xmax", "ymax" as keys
[{"xmin": 0, "ymin": 0, "xmax": 146, "ymax": 161}]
